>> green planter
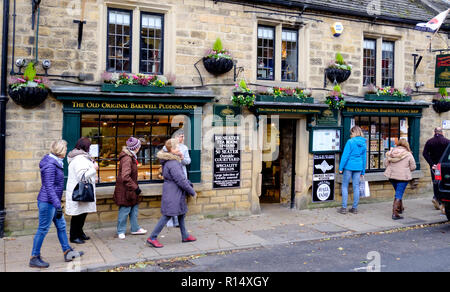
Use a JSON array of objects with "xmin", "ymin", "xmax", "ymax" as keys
[
  {"xmin": 256, "ymin": 95, "xmax": 314, "ymax": 103},
  {"xmin": 364, "ymin": 94, "xmax": 411, "ymax": 102},
  {"xmin": 101, "ymin": 84, "xmax": 175, "ymax": 94}
]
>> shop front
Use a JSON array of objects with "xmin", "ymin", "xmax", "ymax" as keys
[
  {"xmin": 53, "ymin": 87, "xmax": 214, "ymax": 195},
  {"xmin": 339, "ymin": 97, "xmax": 430, "ymax": 189}
]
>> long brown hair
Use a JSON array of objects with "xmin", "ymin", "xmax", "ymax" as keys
[{"xmin": 397, "ymin": 138, "xmax": 411, "ymax": 152}]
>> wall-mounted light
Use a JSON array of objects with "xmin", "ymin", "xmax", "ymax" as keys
[
  {"xmin": 42, "ymin": 59, "xmax": 51, "ymax": 76},
  {"xmin": 15, "ymin": 58, "xmax": 26, "ymax": 74}
]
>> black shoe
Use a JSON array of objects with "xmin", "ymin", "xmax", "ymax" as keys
[
  {"xmin": 70, "ymin": 238, "xmax": 85, "ymax": 244},
  {"xmin": 29, "ymin": 256, "xmax": 50, "ymax": 268},
  {"xmin": 80, "ymin": 233, "xmax": 90, "ymax": 241},
  {"xmin": 64, "ymin": 249, "xmax": 84, "ymax": 262},
  {"xmin": 337, "ymin": 207, "xmax": 347, "ymax": 214},
  {"xmin": 349, "ymin": 208, "xmax": 358, "ymax": 214}
]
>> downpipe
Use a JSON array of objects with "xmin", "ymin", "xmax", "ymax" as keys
[{"xmin": 0, "ymin": 0, "xmax": 10, "ymax": 238}]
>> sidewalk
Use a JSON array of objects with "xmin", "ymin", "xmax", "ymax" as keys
[{"xmin": 1, "ymin": 195, "xmax": 448, "ymax": 272}]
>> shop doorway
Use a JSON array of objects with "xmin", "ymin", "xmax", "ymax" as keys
[{"xmin": 260, "ymin": 119, "xmax": 297, "ymax": 204}]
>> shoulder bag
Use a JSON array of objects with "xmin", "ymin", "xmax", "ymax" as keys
[{"xmin": 72, "ymin": 173, "xmax": 95, "ymax": 202}]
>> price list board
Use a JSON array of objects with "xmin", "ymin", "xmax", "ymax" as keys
[{"xmin": 213, "ymin": 134, "xmax": 241, "ymax": 189}]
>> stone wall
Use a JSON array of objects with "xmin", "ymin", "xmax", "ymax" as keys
[{"xmin": 2, "ymin": 0, "xmax": 448, "ymax": 234}]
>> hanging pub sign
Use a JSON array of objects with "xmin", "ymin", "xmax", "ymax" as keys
[
  {"xmin": 312, "ymin": 154, "xmax": 336, "ymax": 203},
  {"xmin": 213, "ymin": 134, "xmax": 241, "ymax": 189},
  {"xmin": 435, "ymin": 54, "xmax": 450, "ymax": 88}
]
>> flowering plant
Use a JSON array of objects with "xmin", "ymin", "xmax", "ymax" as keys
[
  {"xmin": 101, "ymin": 72, "xmax": 171, "ymax": 87},
  {"xmin": 231, "ymin": 79, "xmax": 255, "ymax": 107},
  {"xmin": 325, "ymin": 85, "xmax": 345, "ymax": 110},
  {"xmin": 261, "ymin": 87, "xmax": 312, "ymax": 100},
  {"xmin": 435, "ymin": 88, "xmax": 449, "ymax": 100},
  {"xmin": 9, "ymin": 62, "xmax": 50, "ymax": 91},
  {"xmin": 366, "ymin": 85, "xmax": 411, "ymax": 97},
  {"xmin": 205, "ymin": 38, "xmax": 232, "ymax": 60},
  {"xmin": 327, "ymin": 52, "xmax": 352, "ymax": 71}
]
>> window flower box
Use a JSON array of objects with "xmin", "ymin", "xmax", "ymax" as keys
[
  {"xmin": 101, "ymin": 83, "xmax": 175, "ymax": 94},
  {"xmin": 364, "ymin": 94, "xmax": 411, "ymax": 102},
  {"xmin": 101, "ymin": 72, "xmax": 175, "ymax": 94},
  {"xmin": 363, "ymin": 86, "xmax": 412, "ymax": 102},
  {"xmin": 256, "ymin": 95, "xmax": 314, "ymax": 104}
]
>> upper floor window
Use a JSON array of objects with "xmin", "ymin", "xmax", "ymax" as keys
[
  {"xmin": 107, "ymin": 9, "xmax": 132, "ymax": 72},
  {"xmin": 257, "ymin": 26, "xmax": 275, "ymax": 80},
  {"xmin": 381, "ymin": 41, "xmax": 395, "ymax": 87},
  {"xmin": 140, "ymin": 13, "xmax": 164, "ymax": 75},
  {"xmin": 363, "ymin": 39, "xmax": 376, "ymax": 86},
  {"xmin": 281, "ymin": 29, "xmax": 298, "ymax": 82}
]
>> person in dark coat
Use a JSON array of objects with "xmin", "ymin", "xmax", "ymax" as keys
[
  {"xmin": 114, "ymin": 137, "xmax": 147, "ymax": 239},
  {"xmin": 30, "ymin": 140, "xmax": 83, "ymax": 268},
  {"xmin": 423, "ymin": 127, "xmax": 450, "ymax": 213},
  {"xmin": 146, "ymin": 138, "xmax": 197, "ymax": 248}
]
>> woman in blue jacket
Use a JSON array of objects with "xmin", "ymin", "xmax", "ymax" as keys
[
  {"xmin": 29, "ymin": 140, "xmax": 83, "ymax": 268},
  {"xmin": 338, "ymin": 126, "xmax": 367, "ymax": 214}
]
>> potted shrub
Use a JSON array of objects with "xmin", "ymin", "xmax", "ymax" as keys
[
  {"xmin": 203, "ymin": 38, "xmax": 234, "ymax": 76},
  {"xmin": 325, "ymin": 85, "xmax": 346, "ymax": 110},
  {"xmin": 256, "ymin": 87, "xmax": 314, "ymax": 103},
  {"xmin": 432, "ymin": 88, "xmax": 450, "ymax": 114},
  {"xmin": 364, "ymin": 85, "xmax": 412, "ymax": 102},
  {"xmin": 231, "ymin": 79, "xmax": 255, "ymax": 108},
  {"xmin": 325, "ymin": 52, "xmax": 352, "ymax": 84},
  {"xmin": 8, "ymin": 62, "xmax": 50, "ymax": 109},
  {"xmin": 101, "ymin": 72, "xmax": 175, "ymax": 93}
]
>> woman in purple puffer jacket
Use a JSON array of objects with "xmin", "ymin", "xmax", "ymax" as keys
[{"xmin": 29, "ymin": 140, "xmax": 83, "ymax": 269}]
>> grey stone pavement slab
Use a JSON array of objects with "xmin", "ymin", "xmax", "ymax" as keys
[{"xmin": 1, "ymin": 195, "xmax": 448, "ymax": 272}]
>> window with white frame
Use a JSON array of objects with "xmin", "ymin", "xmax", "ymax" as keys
[
  {"xmin": 381, "ymin": 41, "xmax": 395, "ymax": 87},
  {"xmin": 106, "ymin": 8, "xmax": 165, "ymax": 74},
  {"xmin": 257, "ymin": 26, "xmax": 275, "ymax": 81},
  {"xmin": 281, "ymin": 29, "xmax": 298, "ymax": 82}
]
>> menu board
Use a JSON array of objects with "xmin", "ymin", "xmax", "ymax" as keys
[
  {"xmin": 311, "ymin": 128, "xmax": 341, "ymax": 153},
  {"xmin": 213, "ymin": 134, "xmax": 241, "ymax": 189}
]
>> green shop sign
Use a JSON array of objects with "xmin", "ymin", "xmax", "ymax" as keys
[
  {"xmin": 213, "ymin": 105, "xmax": 241, "ymax": 126},
  {"xmin": 68, "ymin": 101, "xmax": 198, "ymax": 111},
  {"xmin": 435, "ymin": 54, "xmax": 450, "ymax": 88}
]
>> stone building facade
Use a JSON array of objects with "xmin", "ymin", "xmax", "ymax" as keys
[{"xmin": 1, "ymin": 0, "xmax": 449, "ymax": 235}]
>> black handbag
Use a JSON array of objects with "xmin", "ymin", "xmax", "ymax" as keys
[{"xmin": 72, "ymin": 174, "xmax": 95, "ymax": 202}]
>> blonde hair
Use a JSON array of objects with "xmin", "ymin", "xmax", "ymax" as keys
[
  {"xmin": 350, "ymin": 126, "xmax": 363, "ymax": 138},
  {"xmin": 397, "ymin": 138, "xmax": 412, "ymax": 152},
  {"xmin": 165, "ymin": 138, "xmax": 179, "ymax": 153},
  {"xmin": 50, "ymin": 140, "xmax": 68, "ymax": 157}
]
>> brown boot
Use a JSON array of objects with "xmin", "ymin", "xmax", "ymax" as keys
[
  {"xmin": 392, "ymin": 199, "xmax": 403, "ymax": 220},
  {"xmin": 398, "ymin": 200, "xmax": 404, "ymax": 214}
]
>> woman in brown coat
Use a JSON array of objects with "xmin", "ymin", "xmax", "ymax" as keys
[
  {"xmin": 384, "ymin": 139, "xmax": 416, "ymax": 220},
  {"xmin": 113, "ymin": 137, "xmax": 147, "ymax": 239}
]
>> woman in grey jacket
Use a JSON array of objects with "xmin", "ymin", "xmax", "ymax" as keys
[{"xmin": 146, "ymin": 138, "xmax": 197, "ymax": 248}]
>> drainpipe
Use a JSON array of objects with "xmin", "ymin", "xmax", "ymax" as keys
[{"xmin": 0, "ymin": 0, "xmax": 10, "ymax": 238}]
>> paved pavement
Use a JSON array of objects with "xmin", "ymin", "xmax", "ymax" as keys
[{"xmin": 0, "ymin": 194, "xmax": 448, "ymax": 272}]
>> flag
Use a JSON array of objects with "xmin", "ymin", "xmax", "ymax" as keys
[{"xmin": 415, "ymin": 9, "xmax": 449, "ymax": 33}]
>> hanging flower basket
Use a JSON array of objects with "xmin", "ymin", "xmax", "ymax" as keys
[
  {"xmin": 433, "ymin": 99, "xmax": 450, "ymax": 114},
  {"xmin": 8, "ymin": 86, "xmax": 49, "ymax": 109},
  {"xmin": 325, "ymin": 68, "xmax": 351, "ymax": 84},
  {"xmin": 202, "ymin": 57, "xmax": 234, "ymax": 76}
]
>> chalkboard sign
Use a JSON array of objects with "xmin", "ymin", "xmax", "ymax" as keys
[
  {"xmin": 213, "ymin": 134, "xmax": 241, "ymax": 189},
  {"xmin": 312, "ymin": 154, "xmax": 335, "ymax": 203}
]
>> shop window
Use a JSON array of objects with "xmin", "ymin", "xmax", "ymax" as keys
[
  {"xmin": 140, "ymin": 13, "xmax": 164, "ymax": 74},
  {"xmin": 281, "ymin": 29, "xmax": 298, "ymax": 82},
  {"xmin": 81, "ymin": 114, "xmax": 184, "ymax": 184},
  {"xmin": 381, "ymin": 41, "xmax": 395, "ymax": 87},
  {"xmin": 363, "ymin": 39, "xmax": 376, "ymax": 86},
  {"xmin": 257, "ymin": 26, "xmax": 275, "ymax": 80},
  {"xmin": 107, "ymin": 9, "xmax": 132, "ymax": 72},
  {"xmin": 352, "ymin": 116, "xmax": 408, "ymax": 172}
]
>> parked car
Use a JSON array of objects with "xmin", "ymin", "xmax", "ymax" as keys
[{"xmin": 433, "ymin": 144, "xmax": 450, "ymax": 220}]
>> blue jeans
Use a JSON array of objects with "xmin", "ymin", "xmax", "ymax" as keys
[
  {"xmin": 149, "ymin": 214, "xmax": 189, "ymax": 241},
  {"xmin": 31, "ymin": 201, "xmax": 71, "ymax": 257},
  {"xmin": 341, "ymin": 169, "xmax": 361, "ymax": 209},
  {"xmin": 390, "ymin": 180, "xmax": 409, "ymax": 200},
  {"xmin": 117, "ymin": 205, "xmax": 141, "ymax": 235}
]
